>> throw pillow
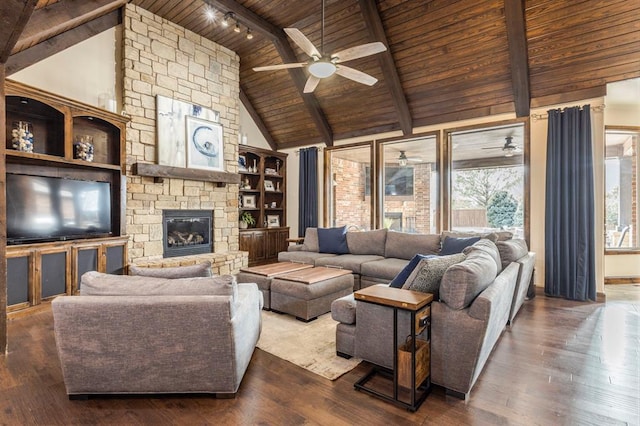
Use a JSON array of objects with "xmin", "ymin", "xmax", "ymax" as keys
[
  {"xmin": 317, "ymin": 226, "xmax": 349, "ymax": 254},
  {"xmin": 463, "ymin": 239, "xmax": 503, "ymax": 274},
  {"xmin": 402, "ymin": 253, "xmax": 466, "ymax": 298},
  {"xmin": 440, "ymin": 236, "xmax": 481, "ymax": 255},
  {"xmin": 388, "ymin": 254, "xmax": 435, "ymax": 288},
  {"xmin": 129, "ymin": 261, "xmax": 212, "ymax": 278}
]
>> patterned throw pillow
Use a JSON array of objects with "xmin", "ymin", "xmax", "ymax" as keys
[{"xmin": 402, "ymin": 253, "xmax": 466, "ymax": 298}]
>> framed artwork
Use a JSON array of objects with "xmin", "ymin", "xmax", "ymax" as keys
[
  {"xmin": 242, "ymin": 195, "xmax": 256, "ymax": 208},
  {"xmin": 264, "ymin": 180, "xmax": 275, "ymax": 191},
  {"xmin": 267, "ymin": 215, "xmax": 280, "ymax": 228},
  {"xmin": 239, "ymin": 154, "xmax": 247, "ymax": 171},
  {"xmin": 185, "ymin": 116, "xmax": 224, "ymax": 171},
  {"xmin": 156, "ymin": 95, "xmax": 219, "ymax": 168}
]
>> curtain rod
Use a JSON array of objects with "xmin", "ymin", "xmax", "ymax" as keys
[
  {"xmin": 295, "ymin": 147, "xmax": 324, "ymax": 155},
  {"xmin": 531, "ymin": 104, "xmax": 605, "ymax": 121}
]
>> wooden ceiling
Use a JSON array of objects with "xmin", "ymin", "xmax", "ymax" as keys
[{"xmin": 3, "ymin": 0, "xmax": 640, "ymax": 150}]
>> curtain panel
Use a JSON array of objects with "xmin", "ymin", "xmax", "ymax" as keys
[
  {"xmin": 298, "ymin": 147, "xmax": 318, "ymax": 237},
  {"xmin": 544, "ymin": 105, "xmax": 596, "ymax": 301}
]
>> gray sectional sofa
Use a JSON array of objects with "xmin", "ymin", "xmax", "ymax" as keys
[{"xmin": 280, "ymin": 227, "xmax": 535, "ymax": 399}]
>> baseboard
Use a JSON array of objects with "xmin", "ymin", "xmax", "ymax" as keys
[{"xmin": 604, "ymin": 276, "xmax": 640, "ymax": 285}]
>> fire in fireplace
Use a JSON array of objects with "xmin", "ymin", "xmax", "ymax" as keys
[{"xmin": 162, "ymin": 210, "xmax": 213, "ymax": 258}]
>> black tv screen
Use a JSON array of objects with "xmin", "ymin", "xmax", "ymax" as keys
[{"xmin": 6, "ymin": 174, "xmax": 112, "ymax": 244}]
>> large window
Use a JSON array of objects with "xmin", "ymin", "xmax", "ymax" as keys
[
  {"xmin": 605, "ymin": 128, "xmax": 639, "ymax": 250},
  {"xmin": 448, "ymin": 122, "xmax": 527, "ymax": 238}
]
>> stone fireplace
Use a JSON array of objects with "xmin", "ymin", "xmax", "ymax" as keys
[{"xmin": 162, "ymin": 210, "xmax": 213, "ymax": 258}]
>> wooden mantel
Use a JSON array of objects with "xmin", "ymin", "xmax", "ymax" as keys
[{"xmin": 132, "ymin": 163, "xmax": 241, "ymax": 186}]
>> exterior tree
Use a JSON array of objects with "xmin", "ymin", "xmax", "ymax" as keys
[
  {"xmin": 452, "ymin": 167, "xmax": 521, "ymax": 209},
  {"xmin": 487, "ymin": 190, "xmax": 518, "ymax": 228}
]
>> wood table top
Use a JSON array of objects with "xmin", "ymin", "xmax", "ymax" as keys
[
  {"xmin": 355, "ymin": 285, "xmax": 433, "ymax": 311},
  {"xmin": 239, "ymin": 262, "xmax": 313, "ymax": 277},
  {"xmin": 274, "ymin": 266, "xmax": 352, "ymax": 284}
]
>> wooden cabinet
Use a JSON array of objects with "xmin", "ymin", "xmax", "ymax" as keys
[
  {"xmin": 6, "ymin": 236, "xmax": 129, "ymax": 315},
  {"xmin": 238, "ymin": 146, "xmax": 289, "ymax": 265}
]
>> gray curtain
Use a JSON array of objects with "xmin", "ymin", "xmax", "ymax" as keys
[
  {"xmin": 544, "ymin": 105, "xmax": 596, "ymax": 301},
  {"xmin": 298, "ymin": 147, "xmax": 318, "ymax": 237}
]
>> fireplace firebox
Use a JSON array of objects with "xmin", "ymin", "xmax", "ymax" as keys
[{"xmin": 162, "ymin": 210, "xmax": 213, "ymax": 258}]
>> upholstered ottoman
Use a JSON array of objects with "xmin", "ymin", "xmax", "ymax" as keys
[
  {"xmin": 270, "ymin": 267, "xmax": 354, "ymax": 322},
  {"xmin": 236, "ymin": 262, "xmax": 313, "ymax": 310}
]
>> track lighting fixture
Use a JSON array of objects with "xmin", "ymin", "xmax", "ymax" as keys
[
  {"xmin": 246, "ymin": 28, "xmax": 253, "ymax": 40},
  {"xmin": 221, "ymin": 12, "xmax": 233, "ymax": 27},
  {"xmin": 234, "ymin": 22, "xmax": 241, "ymax": 33},
  {"xmin": 218, "ymin": 11, "xmax": 253, "ymax": 40}
]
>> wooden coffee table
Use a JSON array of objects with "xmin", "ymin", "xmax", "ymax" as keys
[
  {"xmin": 237, "ymin": 262, "xmax": 313, "ymax": 310},
  {"xmin": 270, "ymin": 267, "xmax": 354, "ymax": 322}
]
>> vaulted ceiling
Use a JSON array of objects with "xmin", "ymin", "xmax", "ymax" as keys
[{"xmin": 2, "ymin": 0, "xmax": 640, "ymax": 150}]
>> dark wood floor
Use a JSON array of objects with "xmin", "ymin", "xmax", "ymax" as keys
[{"xmin": 1, "ymin": 285, "xmax": 638, "ymax": 425}]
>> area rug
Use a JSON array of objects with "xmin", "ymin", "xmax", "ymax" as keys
[{"xmin": 257, "ymin": 311, "xmax": 361, "ymax": 380}]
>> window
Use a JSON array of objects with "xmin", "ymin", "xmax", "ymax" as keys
[
  {"xmin": 447, "ymin": 122, "xmax": 527, "ymax": 238},
  {"xmin": 365, "ymin": 167, "xmax": 414, "ymax": 196},
  {"xmin": 605, "ymin": 128, "xmax": 639, "ymax": 250}
]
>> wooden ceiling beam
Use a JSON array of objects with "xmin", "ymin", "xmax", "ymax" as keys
[
  {"xmin": 358, "ymin": 0, "xmax": 412, "ymax": 136},
  {"xmin": 6, "ymin": 9, "xmax": 120, "ymax": 76},
  {"xmin": 11, "ymin": 0, "xmax": 127, "ymax": 55},
  {"xmin": 206, "ymin": 0, "xmax": 333, "ymax": 146},
  {"xmin": 504, "ymin": 0, "xmax": 531, "ymax": 117},
  {"xmin": 240, "ymin": 87, "xmax": 278, "ymax": 151},
  {"xmin": 0, "ymin": 0, "xmax": 37, "ymax": 63}
]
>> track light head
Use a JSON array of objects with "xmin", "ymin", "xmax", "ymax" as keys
[
  {"xmin": 234, "ymin": 22, "xmax": 241, "ymax": 33},
  {"xmin": 246, "ymin": 28, "xmax": 253, "ymax": 39},
  {"xmin": 222, "ymin": 12, "xmax": 233, "ymax": 27}
]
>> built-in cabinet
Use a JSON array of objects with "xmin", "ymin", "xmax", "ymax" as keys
[
  {"xmin": 238, "ymin": 146, "xmax": 289, "ymax": 265},
  {"xmin": 4, "ymin": 80, "xmax": 129, "ymax": 315}
]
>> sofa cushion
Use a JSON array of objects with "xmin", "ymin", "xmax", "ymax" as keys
[
  {"xmin": 440, "ymin": 236, "xmax": 481, "ymax": 255},
  {"xmin": 318, "ymin": 226, "xmax": 349, "ymax": 254},
  {"xmin": 331, "ymin": 294, "xmax": 357, "ymax": 324},
  {"xmin": 439, "ymin": 250, "xmax": 497, "ymax": 310},
  {"xmin": 300, "ymin": 227, "xmax": 320, "ymax": 252},
  {"xmin": 389, "ymin": 254, "xmax": 435, "ymax": 288},
  {"xmin": 384, "ymin": 231, "xmax": 441, "ymax": 260},
  {"xmin": 496, "ymin": 239, "xmax": 529, "ymax": 270},
  {"xmin": 129, "ymin": 261, "xmax": 212, "ymax": 278},
  {"xmin": 402, "ymin": 253, "xmax": 466, "ymax": 299},
  {"xmin": 346, "ymin": 228, "xmax": 387, "ymax": 256},
  {"xmin": 315, "ymin": 254, "xmax": 383, "ymax": 274},
  {"xmin": 442, "ymin": 230, "xmax": 498, "ymax": 243},
  {"xmin": 463, "ymin": 239, "xmax": 503, "ymax": 274},
  {"xmin": 360, "ymin": 257, "xmax": 411, "ymax": 281},
  {"xmin": 278, "ymin": 250, "xmax": 337, "ymax": 265},
  {"xmin": 80, "ymin": 271, "xmax": 236, "ymax": 299}
]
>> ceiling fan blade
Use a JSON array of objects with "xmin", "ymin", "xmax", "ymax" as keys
[
  {"xmin": 481, "ymin": 146, "xmax": 503, "ymax": 149},
  {"xmin": 332, "ymin": 42, "xmax": 387, "ymax": 63},
  {"xmin": 284, "ymin": 28, "xmax": 320, "ymax": 58},
  {"xmin": 303, "ymin": 75, "xmax": 321, "ymax": 93},
  {"xmin": 335, "ymin": 66, "xmax": 378, "ymax": 86},
  {"xmin": 253, "ymin": 63, "xmax": 306, "ymax": 72}
]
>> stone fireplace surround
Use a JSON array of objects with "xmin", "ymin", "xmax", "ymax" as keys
[{"xmin": 123, "ymin": 4, "xmax": 246, "ymax": 275}]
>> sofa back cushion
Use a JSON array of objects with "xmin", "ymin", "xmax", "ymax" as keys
[
  {"xmin": 300, "ymin": 227, "xmax": 320, "ymax": 252},
  {"xmin": 440, "ymin": 236, "xmax": 481, "ymax": 255},
  {"xmin": 347, "ymin": 228, "xmax": 387, "ymax": 256},
  {"xmin": 463, "ymin": 239, "xmax": 503, "ymax": 274},
  {"xmin": 129, "ymin": 261, "xmax": 212, "ymax": 278},
  {"xmin": 442, "ymin": 230, "xmax": 499, "ymax": 243},
  {"xmin": 496, "ymin": 239, "xmax": 529, "ymax": 270},
  {"xmin": 439, "ymin": 250, "xmax": 498, "ymax": 310},
  {"xmin": 402, "ymin": 253, "xmax": 466, "ymax": 299},
  {"xmin": 384, "ymin": 231, "xmax": 441, "ymax": 260},
  {"xmin": 80, "ymin": 271, "xmax": 237, "ymax": 299},
  {"xmin": 317, "ymin": 226, "xmax": 350, "ymax": 254}
]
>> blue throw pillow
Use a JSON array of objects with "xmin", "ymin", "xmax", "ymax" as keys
[
  {"xmin": 389, "ymin": 254, "xmax": 436, "ymax": 288},
  {"xmin": 440, "ymin": 236, "xmax": 481, "ymax": 255},
  {"xmin": 317, "ymin": 226, "xmax": 349, "ymax": 254}
]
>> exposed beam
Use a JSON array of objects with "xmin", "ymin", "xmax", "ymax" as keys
[
  {"xmin": 6, "ymin": 9, "xmax": 121, "ymax": 76},
  {"xmin": 504, "ymin": 0, "xmax": 531, "ymax": 117},
  {"xmin": 0, "ymin": 0, "xmax": 37, "ymax": 63},
  {"xmin": 240, "ymin": 87, "xmax": 278, "ymax": 151},
  {"xmin": 206, "ymin": 0, "xmax": 334, "ymax": 146},
  {"xmin": 358, "ymin": 0, "xmax": 412, "ymax": 135},
  {"xmin": 11, "ymin": 0, "xmax": 126, "ymax": 55}
]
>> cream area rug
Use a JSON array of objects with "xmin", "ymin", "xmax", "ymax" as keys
[{"xmin": 256, "ymin": 311, "xmax": 361, "ymax": 380}]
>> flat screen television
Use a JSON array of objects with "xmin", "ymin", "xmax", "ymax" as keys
[{"xmin": 6, "ymin": 173, "xmax": 112, "ymax": 245}]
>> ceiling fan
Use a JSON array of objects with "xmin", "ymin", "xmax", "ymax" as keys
[
  {"xmin": 252, "ymin": 0, "xmax": 387, "ymax": 93},
  {"xmin": 397, "ymin": 150, "xmax": 422, "ymax": 166},
  {"xmin": 482, "ymin": 136, "xmax": 522, "ymax": 157}
]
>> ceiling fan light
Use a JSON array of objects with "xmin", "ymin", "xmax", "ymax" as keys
[
  {"xmin": 398, "ymin": 151, "xmax": 408, "ymax": 166},
  {"xmin": 308, "ymin": 61, "xmax": 336, "ymax": 78},
  {"xmin": 503, "ymin": 146, "xmax": 516, "ymax": 157}
]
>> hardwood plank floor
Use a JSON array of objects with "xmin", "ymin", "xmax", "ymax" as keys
[{"xmin": 1, "ymin": 285, "xmax": 638, "ymax": 425}]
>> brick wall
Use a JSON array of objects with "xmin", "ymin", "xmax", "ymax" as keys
[{"xmin": 123, "ymin": 4, "xmax": 245, "ymax": 273}]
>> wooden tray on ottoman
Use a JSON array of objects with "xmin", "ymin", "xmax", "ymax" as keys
[
  {"xmin": 270, "ymin": 267, "xmax": 354, "ymax": 322},
  {"xmin": 237, "ymin": 262, "xmax": 313, "ymax": 310}
]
